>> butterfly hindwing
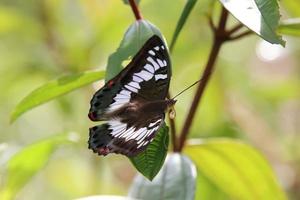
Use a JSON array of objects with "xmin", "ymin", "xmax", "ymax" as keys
[
  {"xmin": 89, "ymin": 35, "xmax": 171, "ymax": 121},
  {"xmin": 89, "ymin": 116, "xmax": 164, "ymax": 156}
]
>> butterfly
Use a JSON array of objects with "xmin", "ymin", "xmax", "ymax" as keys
[{"xmin": 88, "ymin": 35, "xmax": 175, "ymax": 157}]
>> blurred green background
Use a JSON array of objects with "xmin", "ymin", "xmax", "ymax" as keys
[{"xmin": 0, "ymin": 0, "xmax": 299, "ymax": 199}]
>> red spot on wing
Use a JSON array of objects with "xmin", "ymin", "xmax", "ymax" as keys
[
  {"xmin": 97, "ymin": 147, "xmax": 110, "ymax": 156},
  {"xmin": 88, "ymin": 112, "xmax": 96, "ymax": 121},
  {"xmin": 107, "ymin": 80, "xmax": 114, "ymax": 88}
]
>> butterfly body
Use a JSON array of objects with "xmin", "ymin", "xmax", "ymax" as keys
[{"xmin": 88, "ymin": 35, "xmax": 173, "ymax": 157}]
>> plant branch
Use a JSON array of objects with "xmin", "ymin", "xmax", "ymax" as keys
[
  {"xmin": 128, "ymin": 0, "xmax": 143, "ymax": 20},
  {"xmin": 229, "ymin": 30, "xmax": 253, "ymax": 41},
  {"xmin": 227, "ymin": 23, "xmax": 244, "ymax": 35},
  {"xmin": 177, "ymin": 7, "xmax": 229, "ymax": 151},
  {"xmin": 207, "ymin": 14, "xmax": 216, "ymax": 32}
]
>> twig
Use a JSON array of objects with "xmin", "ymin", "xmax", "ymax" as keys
[
  {"xmin": 207, "ymin": 14, "xmax": 216, "ymax": 32},
  {"xmin": 229, "ymin": 30, "xmax": 253, "ymax": 41},
  {"xmin": 128, "ymin": 0, "xmax": 143, "ymax": 20},
  {"xmin": 227, "ymin": 23, "xmax": 244, "ymax": 35}
]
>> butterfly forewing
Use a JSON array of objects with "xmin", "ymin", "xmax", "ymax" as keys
[
  {"xmin": 88, "ymin": 35, "xmax": 172, "ymax": 156},
  {"xmin": 89, "ymin": 36, "xmax": 171, "ymax": 121}
]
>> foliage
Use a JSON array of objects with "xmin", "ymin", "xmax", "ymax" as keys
[
  {"xmin": 185, "ymin": 139, "xmax": 287, "ymax": 200},
  {"xmin": 219, "ymin": 0, "xmax": 285, "ymax": 45},
  {"xmin": 1, "ymin": 0, "xmax": 299, "ymax": 199},
  {"xmin": 129, "ymin": 124, "xmax": 169, "ymax": 181},
  {"xmin": 129, "ymin": 153, "xmax": 197, "ymax": 200},
  {"xmin": 278, "ymin": 18, "xmax": 300, "ymax": 36},
  {"xmin": 105, "ymin": 20, "xmax": 162, "ymax": 81},
  {"xmin": 0, "ymin": 133, "xmax": 77, "ymax": 200},
  {"xmin": 10, "ymin": 71, "xmax": 105, "ymax": 122}
]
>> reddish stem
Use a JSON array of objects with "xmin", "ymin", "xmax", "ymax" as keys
[
  {"xmin": 128, "ymin": 0, "xmax": 143, "ymax": 20},
  {"xmin": 177, "ymin": 7, "xmax": 229, "ymax": 151}
]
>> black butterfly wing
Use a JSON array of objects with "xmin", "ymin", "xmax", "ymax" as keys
[
  {"xmin": 88, "ymin": 35, "xmax": 171, "ymax": 121},
  {"xmin": 88, "ymin": 116, "xmax": 164, "ymax": 157}
]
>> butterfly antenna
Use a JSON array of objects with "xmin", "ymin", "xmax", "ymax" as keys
[{"xmin": 172, "ymin": 79, "xmax": 202, "ymax": 100}]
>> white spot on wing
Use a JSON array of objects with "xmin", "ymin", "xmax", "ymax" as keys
[
  {"xmin": 127, "ymin": 127, "xmax": 147, "ymax": 140},
  {"xmin": 148, "ymin": 50, "xmax": 155, "ymax": 56},
  {"xmin": 133, "ymin": 75, "xmax": 143, "ymax": 83},
  {"xmin": 109, "ymin": 104, "xmax": 123, "ymax": 111},
  {"xmin": 147, "ymin": 57, "xmax": 159, "ymax": 70},
  {"xmin": 155, "ymin": 74, "xmax": 168, "ymax": 81},
  {"xmin": 121, "ymin": 127, "xmax": 135, "ymax": 139},
  {"xmin": 125, "ymin": 85, "xmax": 138, "ymax": 92},
  {"xmin": 120, "ymin": 90, "xmax": 131, "ymax": 96},
  {"xmin": 161, "ymin": 45, "xmax": 165, "ymax": 50},
  {"xmin": 154, "ymin": 46, "xmax": 160, "ymax": 51},
  {"xmin": 144, "ymin": 64, "xmax": 154, "ymax": 73},
  {"xmin": 137, "ymin": 142, "xmax": 143, "ymax": 149},
  {"xmin": 128, "ymin": 81, "xmax": 141, "ymax": 89},
  {"xmin": 143, "ymin": 141, "xmax": 149, "ymax": 146},
  {"xmin": 137, "ymin": 130, "xmax": 152, "ymax": 144},
  {"xmin": 156, "ymin": 59, "xmax": 166, "ymax": 67},
  {"xmin": 114, "ymin": 126, "xmax": 128, "ymax": 137},
  {"xmin": 114, "ymin": 94, "xmax": 129, "ymax": 99},
  {"xmin": 163, "ymin": 60, "xmax": 167, "ymax": 66},
  {"xmin": 149, "ymin": 119, "xmax": 162, "ymax": 127},
  {"xmin": 112, "ymin": 98, "xmax": 129, "ymax": 105},
  {"xmin": 109, "ymin": 121, "xmax": 127, "ymax": 135},
  {"xmin": 135, "ymin": 129, "xmax": 149, "ymax": 141},
  {"xmin": 134, "ymin": 70, "xmax": 153, "ymax": 81}
]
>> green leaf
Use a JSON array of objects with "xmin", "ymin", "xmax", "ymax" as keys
[
  {"xmin": 129, "ymin": 153, "xmax": 197, "ymax": 200},
  {"xmin": 196, "ymin": 173, "xmax": 229, "ymax": 200},
  {"xmin": 170, "ymin": 0, "xmax": 198, "ymax": 52},
  {"xmin": 184, "ymin": 138, "xmax": 287, "ymax": 200},
  {"xmin": 219, "ymin": 0, "xmax": 285, "ymax": 46},
  {"xmin": 10, "ymin": 70, "xmax": 105, "ymax": 122},
  {"xmin": 278, "ymin": 18, "xmax": 300, "ymax": 37},
  {"xmin": 0, "ymin": 133, "xmax": 77, "ymax": 200},
  {"xmin": 281, "ymin": 0, "xmax": 300, "ymax": 17},
  {"xmin": 129, "ymin": 124, "xmax": 169, "ymax": 181},
  {"xmin": 105, "ymin": 20, "xmax": 163, "ymax": 81}
]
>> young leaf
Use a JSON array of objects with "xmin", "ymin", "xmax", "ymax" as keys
[
  {"xmin": 219, "ymin": 0, "xmax": 285, "ymax": 46},
  {"xmin": 10, "ymin": 70, "xmax": 105, "ymax": 122},
  {"xmin": 105, "ymin": 20, "xmax": 163, "ymax": 81},
  {"xmin": 170, "ymin": 0, "xmax": 198, "ymax": 51},
  {"xmin": 129, "ymin": 153, "xmax": 197, "ymax": 200},
  {"xmin": 129, "ymin": 124, "xmax": 169, "ymax": 181},
  {"xmin": 0, "ymin": 133, "xmax": 77, "ymax": 200},
  {"xmin": 278, "ymin": 18, "xmax": 300, "ymax": 37},
  {"xmin": 184, "ymin": 138, "xmax": 287, "ymax": 200}
]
